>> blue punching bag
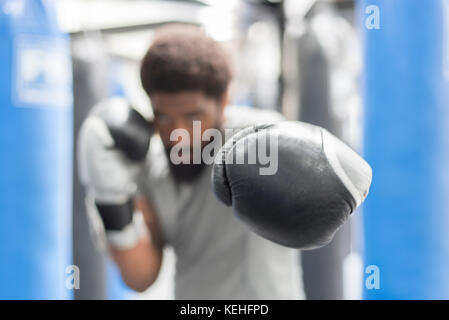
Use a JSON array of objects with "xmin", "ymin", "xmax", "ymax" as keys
[
  {"xmin": 0, "ymin": 0, "xmax": 73, "ymax": 299},
  {"xmin": 360, "ymin": 0, "xmax": 449, "ymax": 299}
]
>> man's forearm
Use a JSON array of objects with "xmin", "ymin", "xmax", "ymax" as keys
[{"xmin": 110, "ymin": 232, "xmax": 162, "ymax": 293}]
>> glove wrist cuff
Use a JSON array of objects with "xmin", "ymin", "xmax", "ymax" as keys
[{"xmin": 106, "ymin": 210, "xmax": 149, "ymax": 250}]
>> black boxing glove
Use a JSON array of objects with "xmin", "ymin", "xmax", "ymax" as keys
[
  {"xmin": 212, "ymin": 121, "xmax": 372, "ymax": 249},
  {"xmin": 78, "ymin": 97, "xmax": 153, "ymax": 250}
]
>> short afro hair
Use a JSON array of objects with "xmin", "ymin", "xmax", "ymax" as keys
[{"xmin": 140, "ymin": 24, "xmax": 233, "ymax": 102}]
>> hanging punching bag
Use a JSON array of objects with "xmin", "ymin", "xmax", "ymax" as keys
[
  {"xmin": 360, "ymin": 0, "xmax": 449, "ymax": 299},
  {"xmin": 72, "ymin": 31, "xmax": 108, "ymax": 300},
  {"xmin": 0, "ymin": 0, "xmax": 73, "ymax": 299}
]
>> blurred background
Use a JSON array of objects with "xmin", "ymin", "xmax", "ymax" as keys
[{"xmin": 1, "ymin": 0, "xmax": 449, "ymax": 300}]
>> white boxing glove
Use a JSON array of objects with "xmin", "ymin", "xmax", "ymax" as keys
[{"xmin": 78, "ymin": 97, "xmax": 153, "ymax": 250}]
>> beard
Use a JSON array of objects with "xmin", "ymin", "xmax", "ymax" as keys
[
  {"xmin": 166, "ymin": 157, "xmax": 207, "ymax": 183},
  {"xmin": 164, "ymin": 119, "xmax": 224, "ymax": 184},
  {"xmin": 163, "ymin": 118, "xmax": 224, "ymax": 183},
  {"xmin": 163, "ymin": 136, "xmax": 219, "ymax": 184}
]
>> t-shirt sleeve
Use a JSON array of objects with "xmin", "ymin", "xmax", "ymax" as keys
[{"xmin": 223, "ymin": 105, "xmax": 286, "ymax": 131}]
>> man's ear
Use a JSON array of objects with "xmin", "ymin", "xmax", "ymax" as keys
[{"xmin": 219, "ymin": 89, "xmax": 229, "ymax": 112}]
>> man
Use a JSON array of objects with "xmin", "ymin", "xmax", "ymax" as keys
[{"xmin": 78, "ymin": 25, "xmax": 371, "ymax": 299}]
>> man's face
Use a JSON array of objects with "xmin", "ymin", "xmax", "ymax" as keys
[{"xmin": 151, "ymin": 90, "xmax": 226, "ymax": 181}]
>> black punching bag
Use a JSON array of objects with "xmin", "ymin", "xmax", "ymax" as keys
[
  {"xmin": 283, "ymin": 2, "xmax": 360, "ymax": 300},
  {"xmin": 71, "ymin": 31, "xmax": 109, "ymax": 299}
]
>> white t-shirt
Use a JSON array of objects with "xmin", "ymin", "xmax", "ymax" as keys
[{"xmin": 138, "ymin": 105, "xmax": 305, "ymax": 299}]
